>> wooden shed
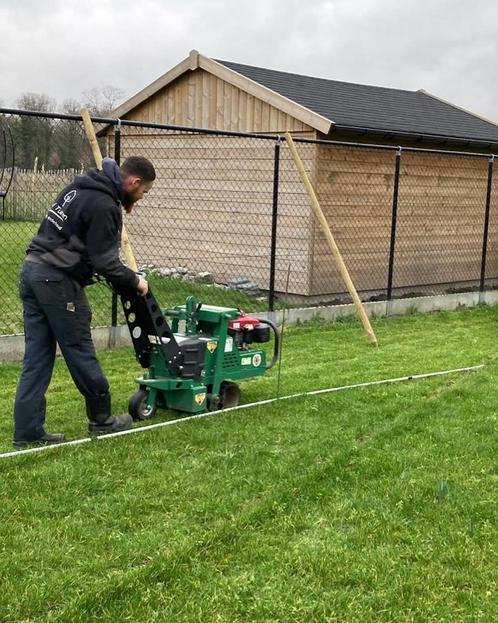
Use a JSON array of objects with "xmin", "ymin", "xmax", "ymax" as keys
[{"xmin": 108, "ymin": 50, "xmax": 498, "ymax": 298}]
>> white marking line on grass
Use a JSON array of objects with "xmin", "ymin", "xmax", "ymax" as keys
[{"xmin": 0, "ymin": 364, "xmax": 483, "ymax": 460}]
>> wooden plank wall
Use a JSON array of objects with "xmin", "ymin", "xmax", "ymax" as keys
[
  {"xmin": 479, "ymin": 168, "xmax": 498, "ymax": 281},
  {"xmin": 114, "ymin": 66, "xmax": 496, "ymax": 298},
  {"xmin": 311, "ymin": 146, "xmax": 491, "ymax": 295},
  {"xmin": 312, "ymin": 145, "xmax": 395, "ymax": 295},
  {"xmin": 119, "ymin": 133, "xmax": 493, "ymax": 297},
  {"xmin": 394, "ymin": 152, "xmax": 488, "ymax": 288},
  {"xmin": 119, "ymin": 132, "xmax": 314, "ymax": 294},
  {"xmin": 124, "ymin": 69, "xmax": 312, "ymax": 134}
]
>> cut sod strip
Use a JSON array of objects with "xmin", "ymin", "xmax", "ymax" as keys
[{"xmin": 0, "ymin": 364, "xmax": 483, "ymax": 459}]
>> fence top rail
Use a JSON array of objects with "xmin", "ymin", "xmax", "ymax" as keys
[
  {"xmin": 1, "ymin": 107, "xmax": 496, "ymax": 158},
  {"xmin": 0, "ymin": 107, "xmax": 112, "ymax": 124},
  {"xmin": 8, "ymin": 167, "xmax": 80, "ymax": 173},
  {"xmin": 0, "ymin": 108, "xmax": 281, "ymax": 142}
]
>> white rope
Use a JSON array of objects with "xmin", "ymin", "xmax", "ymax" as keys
[{"xmin": 0, "ymin": 364, "xmax": 483, "ymax": 460}]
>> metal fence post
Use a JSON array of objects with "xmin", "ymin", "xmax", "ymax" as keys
[
  {"xmin": 479, "ymin": 155, "xmax": 494, "ymax": 294},
  {"xmin": 0, "ymin": 124, "xmax": 6, "ymax": 220},
  {"xmin": 111, "ymin": 121, "xmax": 121, "ymax": 329},
  {"xmin": 268, "ymin": 136, "xmax": 281, "ymax": 311},
  {"xmin": 387, "ymin": 147, "xmax": 402, "ymax": 300}
]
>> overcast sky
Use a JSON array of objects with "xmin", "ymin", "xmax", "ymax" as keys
[{"xmin": 1, "ymin": 0, "xmax": 498, "ymax": 122}]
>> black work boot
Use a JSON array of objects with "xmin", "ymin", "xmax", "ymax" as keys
[
  {"xmin": 13, "ymin": 432, "xmax": 66, "ymax": 450},
  {"xmin": 86, "ymin": 393, "xmax": 133, "ymax": 436}
]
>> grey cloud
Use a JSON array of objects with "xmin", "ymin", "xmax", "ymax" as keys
[{"xmin": 1, "ymin": 0, "xmax": 497, "ymax": 122}]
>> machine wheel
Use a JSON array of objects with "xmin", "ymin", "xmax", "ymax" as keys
[
  {"xmin": 219, "ymin": 381, "xmax": 240, "ymax": 409},
  {"xmin": 128, "ymin": 389, "xmax": 157, "ymax": 421}
]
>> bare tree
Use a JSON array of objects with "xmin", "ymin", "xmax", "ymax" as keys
[
  {"xmin": 16, "ymin": 93, "xmax": 56, "ymax": 114},
  {"xmin": 50, "ymin": 99, "xmax": 91, "ymax": 169},
  {"xmin": 13, "ymin": 93, "xmax": 57, "ymax": 168},
  {"xmin": 81, "ymin": 85, "xmax": 125, "ymax": 116},
  {"xmin": 7, "ymin": 87, "xmax": 125, "ymax": 170},
  {"xmin": 61, "ymin": 98, "xmax": 82, "ymax": 115}
]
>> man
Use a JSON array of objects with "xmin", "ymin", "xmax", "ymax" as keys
[{"xmin": 13, "ymin": 156, "xmax": 156, "ymax": 449}]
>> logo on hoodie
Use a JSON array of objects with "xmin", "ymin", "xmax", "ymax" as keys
[
  {"xmin": 46, "ymin": 189, "xmax": 78, "ymax": 231},
  {"xmin": 62, "ymin": 190, "xmax": 77, "ymax": 207}
]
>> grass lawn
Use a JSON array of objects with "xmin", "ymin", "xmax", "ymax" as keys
[{"xmin": 0, "ymin": 305, "xmax": 498, "ymax": 621}]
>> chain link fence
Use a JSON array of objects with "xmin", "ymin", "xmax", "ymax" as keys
[{"xmin": 0, "ymin": 109, "xmax": 496, "ymax": 336}]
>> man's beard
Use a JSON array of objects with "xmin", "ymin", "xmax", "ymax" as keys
[{"xmin": 122, "ymin": 194, "xmax": 135, "ymax": 214}]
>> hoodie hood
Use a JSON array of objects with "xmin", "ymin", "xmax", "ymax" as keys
[
  {"xmin": 73, "ymin": 158, "xmax": 124, "ymax": 203},
  {"xmin": 102, "ymin": 157, "xmax": 124, "ymax": 201}
]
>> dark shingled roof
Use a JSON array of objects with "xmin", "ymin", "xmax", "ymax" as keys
[{"xmin": 217, "ymin": 59, "xmax": 498, "ymax": 145}]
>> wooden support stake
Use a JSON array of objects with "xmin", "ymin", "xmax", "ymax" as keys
[
  {"xmin": 80, "ymin": 108, "xmax": 138, "ymax": 273},
  {"xmin": 284, "ymin": 132, "xmax": 378, "ymax": 346}
]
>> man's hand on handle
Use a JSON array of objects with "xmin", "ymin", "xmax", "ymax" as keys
[{"xmin": 135, "ymin": 275, "xmax": 149, "ymax": 296}]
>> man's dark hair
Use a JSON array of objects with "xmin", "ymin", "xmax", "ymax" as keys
[{"xmin": 120, "ymin": 156, "xmax": 156, "ymax": 181}]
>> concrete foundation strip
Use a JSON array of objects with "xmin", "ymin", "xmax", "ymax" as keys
[{"xmin": 0, "ymin": 364, "xmax": 483, "ymax": 460}]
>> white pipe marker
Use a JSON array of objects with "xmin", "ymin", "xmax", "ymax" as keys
[{"xmin": 0, "ymin": 364, "xmax": 483, "ymax": 460}]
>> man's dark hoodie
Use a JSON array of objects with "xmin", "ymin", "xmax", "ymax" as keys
[{"xmin": 27, "ymin": 158, "xmax": 138, "ymax": 290}]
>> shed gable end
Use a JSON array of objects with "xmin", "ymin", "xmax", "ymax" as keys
[{"xmin": 121, "ymin": 69, "xmax": 314, "ymax": 134}]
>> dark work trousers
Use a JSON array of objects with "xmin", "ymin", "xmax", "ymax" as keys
[{"xmin": 13, "ymin": 260, "xmax": 109, "ymax": 441}]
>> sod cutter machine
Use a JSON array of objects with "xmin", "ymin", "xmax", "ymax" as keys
[
  {"xmin": 78, "ymin": 107, "xmax": 277, "ymax": 419},
  {"xmin": 78, "ymin": 109, "xmax": 279, "ymax": 419},
  {"xmin": 121, "ymin": 288, "xmax": 280, "ymax": 419}
]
